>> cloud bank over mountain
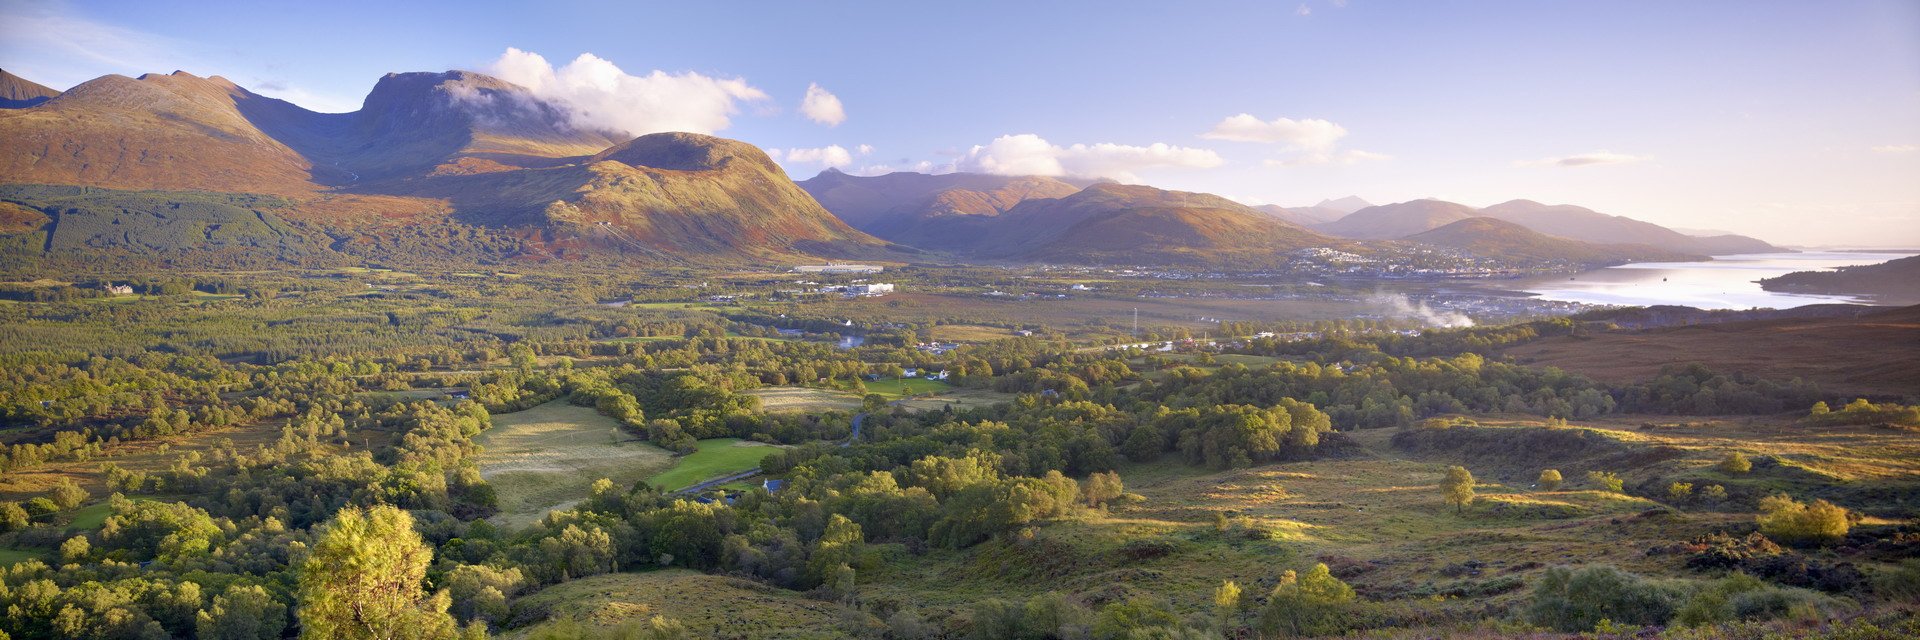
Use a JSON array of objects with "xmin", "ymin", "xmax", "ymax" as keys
[{"xmin": 486, "ymin": 47, "xmax": 768, "ymax": 136}]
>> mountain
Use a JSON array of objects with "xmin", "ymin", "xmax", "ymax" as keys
[
  {"xmin": 1253, "ymin": 205, "xmax": 1341, "ymax": 227},
  {"xmin": 374, "ymin": 132, "xmax": 887, "ymax": 262},
  {"xmin": 1479, "ymin": 200, "xmax": 1781, "ymax": 255},
  {"xmin": 1315, "ymin": 196, "xmax": 1372, "ymax": 214},
  {"xmin": 1403, "ymin": 217, "xmax": 1702, "ymax": 265},
  {"xmin": 895, "ymin": 182, "xmax": 1339, "ymax": 267},
  {"xmin": 797, "ymin": 169, "xmax": 1084, "ymax": 239},
  {"xmin": 0, "ymin": 69, "xmax": 59, "ymax": 109},
  {"xmin": 0, "ymin": 71, "xmax": 321, "ymax": 194},
  {"xmin": 0, "ymin": 69, "xmax": 893, "ymax": 266},
  {"xmin": 1758, "ymin": 255, "xmax": 1920, "ymax": 304},
  {"xmin": 1314, "ymin": 199, "xmax": 1480, "ymax": 239}
]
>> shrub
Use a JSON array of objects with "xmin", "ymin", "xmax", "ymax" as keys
[
  {"xmin": 1667, "ymin": 482, "xmax": 1694, "ymax": 503},
  {"xmin": 1757, "ymin": 494, "xmax": 1850, "ymax": 545},
  {"xmin": 1538, "ymin": 469, "xmax": 1562, "ymax": 491},
  {"xmin": 1718, "ymin": 452, "xmax": 1752, "ymax": 474},
  {"xmin": 1259, "ymin": 563, "xmax": 1357, "ymax": 637},
  {"xmin": 1699, "ymin": 484, "xmax": 1727, "ymax": 504},
  {"xmin": 1526, "ymin": 565, "xmax": 1686, "ymax": 632},
  {"xmin": 1587, "ymin": 471, "xmax": 1624, "ymax": 493}
]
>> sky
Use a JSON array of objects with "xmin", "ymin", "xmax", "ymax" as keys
[{"xmin": 3, "ymin": 0, "xmax": 1917, "ymax": 246}]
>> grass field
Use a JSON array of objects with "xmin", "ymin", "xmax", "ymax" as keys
[
  {"xmin": 868, "ymin": 377, "xmax": 952, "ymax": 400},
  {"xmin": 646, "ymin": 438, "xmax": 779, "ymax": 492},
  {"xmin": 742, "ymin": 386, "xmax": 863, "ymax": 412},
  {"xmin": 475, "ymin": 402, "xmax": 674, "ymax": 528},
  {"xmin": 930, "ymin": 324, "xmax": 1018, "ymax": 342},
  {"xmin": 0, "ymin": 547, "xmax": 41, "ymax": 566},
  {"xmin": 506, "ymin": 569, "xmax": 863, "ymax": 639},
  {"xmin": 893, "ymin": 387, "xmax": 1019, "ymax": 412}
]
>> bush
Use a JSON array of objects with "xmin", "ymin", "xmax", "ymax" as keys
[
  {"xmin": 1719, "ymin": 452, "xmax": 1752, "ymax": 474},
  {"xmin": 1259, "ymin": 563, "xmax": 1358, "ymax": 637},
  {"xmin": 1587, "ymin": 471, "xmax": 1624, "ymax": 493},
  {"xmin": 1757, "ymin": 494, "xmax": 1850, "ymax": 545},
  {"xmin": 1538, "ymin": 469, "xmax": 1562, "ymax": 491},
  {"xmin": 1526, "ymin": 565, "xmax": 1686, "ymax": 632}
]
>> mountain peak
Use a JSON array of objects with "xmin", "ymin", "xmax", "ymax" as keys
[
  {"xmin": 591, "ymin": 132, "xmax": 778, "ymax": 173},
  {"xmin": 1314, "ymin": 195, "xmax": 1373, "ymax": 214},
  {"xmin": 0, "ymin": 68, "xmax": 60, "ymax": 108}
]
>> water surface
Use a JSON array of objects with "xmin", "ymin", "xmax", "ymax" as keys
[{"xmin": 1513, "ymin": 251, "xmax": 1916, "ymax": 309}]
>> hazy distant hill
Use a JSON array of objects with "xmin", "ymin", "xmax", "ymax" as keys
[
  {"xmin": 1314, "ymin": 199, "xmax": 1480, "ymax": 239},
  {"xmin": 1758, "ymin": 255, "xmax": 1920, "ymax": 304},
  {"xmin": 1479, "ymin": 199, "xmax": 1780, "ymax": 255},
  {"xmin": 941, "ymin": 183, "xmax": 1340, "ymax": 267},
  {"xmin": 797, "ymin": 169, "xmax": 1084, "ymax": 238},
  {"xmin": 1403, "ymin": 217, "xmax": 1702, "ymax": 265},
  {"xmin": 0, "ymin": 69, "xmax": 894, "ymax": 266},
  {"xmin": 0, "ymin": 69, "xmax": 59, "ymax": 109}
]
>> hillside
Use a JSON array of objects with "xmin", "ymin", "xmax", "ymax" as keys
[
  {"xmin": 797, "ymin": 169, "xmax": 1084, "ymax": 238},
  {"xmin": 1480, "ymin": 200, "xmax": 1781, "ymax": 255},
  {"xmin": 0, "ymin": 70, "xmax": 894, "ymax": 266},
  {"xmin": 1404, "ymin": 217, "xmax": 1702, "ymax": 265},
  {"xmin": 1315, "ymin": 199, "xmax": 1480, "ymax": 239},
  {"xmin": 1758, "ymin": 254, "xmax": 1920, "ymax": 304},
  {"xmin": 0, "ymin": 69, "xmax": 59, "ymax": 109},
  {"xmin": 969, "ymin": 183, "xmax": 1340, "ymax": 266},
  {"xmin": 1501, "ymin": 304, "xmax": 1920, "ymax": 396}
]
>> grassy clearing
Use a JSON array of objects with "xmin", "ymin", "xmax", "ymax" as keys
[
  {"xmin": 506, "ymin": 569, "xmax": 861, "ymax": 639},
  {"xmin": 742, "ymin": 386, "xmax": 862, "ymax": 412},
  {"xmin": 475, "ymin": 402, "xmax": 674, "ymax": 529},
  {"xmin": 868, "ymin": 377, "xmax": 952, "ymax": 400},
  {"xmin": 930, "ymin": 324, "xmax": 1017, "ymax": 342},
  {"xmin": 893, "ymin": 387, "xmax": 1019, "ymax": 412},
  {"xmin": 0, "ymin": 547, "xmax": 41, "ymax": 566},
  {"xmin": 646, "ymin": 439, "xmax": 778, "ymax": 491}
]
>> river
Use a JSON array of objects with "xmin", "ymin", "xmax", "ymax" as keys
[{"xmin": 1512, "ymin": 251, "xmax": 1916, "ymax": 310}]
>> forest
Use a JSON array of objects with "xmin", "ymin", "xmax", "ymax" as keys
[{"xmin": 0, "ymin": 267, "xmax": 1915, "ymax": 640}]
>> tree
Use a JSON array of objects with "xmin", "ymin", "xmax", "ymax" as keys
[
  {"xmin": 0, "ymin": 501, "xmax": 27, "ymax": 532},
  {"xmin": 296, "ymin": 505, "xmax": 462, "ymax": 640},
  {"xmin": 1527, "ymin": 565, "xmax": 1685, "ymax": 632},
  {"xmin": 1081, "ymin": 471, "xmax": 1124, "ymax": 508},
  {"xmin": 1213, "ymin": 580, "xmax": 1243, "ymax": 630},
  {"xmin": 59, "ymin": 535, "xmax": 89, "ymax": 564},
  {"xmin": 1442, "ymin": 466, "xmax": 1475, "ymax": 514},
  {"xmin": 1718, "ymin": 452, "xmax": 1751, "ymax": 474},
  {"xmin": 1538, "ymin": 469, "xmax": 1563, "ymax": 492},
  {"xmin": 1756, "ymin": 494, "xmax": 1850, "ymax": 545},
  {"xmin": 1259, "ymin": 563, "xmax": 1357, "ymax": 637},
  {"xmin": 197, "ymin": 584, "xmax": 288, "ymax": 640},
  {"xmin": 49, "ymin": 479, "xmax": 88, "ymax": 511},
  {"xmin": 1667, "ymin": 482, "xmax": 1694, "ymax": 503}
]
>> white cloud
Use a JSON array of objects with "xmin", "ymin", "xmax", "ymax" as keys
[
  {"xmin": 1515, "ymin": 151, "xmax": 1651, "ymax": 167},
  {"xmin": 800, "ymin": 83, "xmax": 846, "ymax": 127},
  {"xmin": 781, "ymin": 145, "xmax": 855, "ymax": 168},
  {"xmin": 856, "ymin": 144, "xmax": 875, "ymax": 155},
  {"xmin": 486, "ymin": 47, "xmax": 768, "ymax": 137},
  {"xmin": 1871, "ymin": 144, "xmax": 1917, "ymax": 154},
  {"xmin": 1203, "ymin": 114, "xmax": 1348, "ymax": 150},
  {"xmin": 955, "ymin": 134, "xmax": 1224, "ymax": 182},
  {"xmin": 1203, "ymin": 113, "xmax": 1386, "ymax": 167},
  {"xmin": 1296, "ymin": 4, "xmax": 1313, "ymax": 16}
]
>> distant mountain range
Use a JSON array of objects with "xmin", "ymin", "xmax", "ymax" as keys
[
  {"xmin": 0, "ymin": 69, "xmax": 889, "ymax": 266},
  {"xmin": 0, "ymin": 67, "xmax": 1781, "ymax": 270},
  {"xmin": 1298, "ymin": 197, "xmax": 1779, "ymax": 255}
]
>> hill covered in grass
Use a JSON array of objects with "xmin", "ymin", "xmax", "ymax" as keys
[
  {"xmin": 1403, "ymin": 217, "xmax": 1703, "ymax": 266},
  {"xmin": 1759, "ymin": 255, "xmax": 1920, "ymax": 304}
]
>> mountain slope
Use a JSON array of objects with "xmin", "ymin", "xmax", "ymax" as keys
[
  {"xmin": 0, "ymin": 69, "xmax": 895, "ymax": 266},
  {"xmin": 1403, "ymin": 217, "xmax": 1702, "ymax": 265},
  {"xmin": 797, "ymin": 170, "xmax": 1084, "ymax": 238},
  {"xmin": 0, "ymin": 69, "xmax": 59, "ymax": 109},
  {"xmin": 0, "ymin": 71, "xmax": 320, "ymax": 193},
  {"xmin": 1479, "ymin": 200, "xmax": 1780, "ymax": 255},
  {"xmin": 1315, "ymin": 199, "xmax": 1480, "ymax": 239},
  {"xmin": 922, "ymin": 183, "xmax": 1339, "ymax": 266},
  {"xmin": 363, "ymin": 132, "xmax": 890, "ymax": 262},
  {"xmin": 1758, "ymin": 255, "xmax": 1920, "ymax": 304}
]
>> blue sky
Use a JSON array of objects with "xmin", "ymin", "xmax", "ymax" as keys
[{"xmin": 3, "ymin": 0, "xmax": 1917, "ymax": 245}]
